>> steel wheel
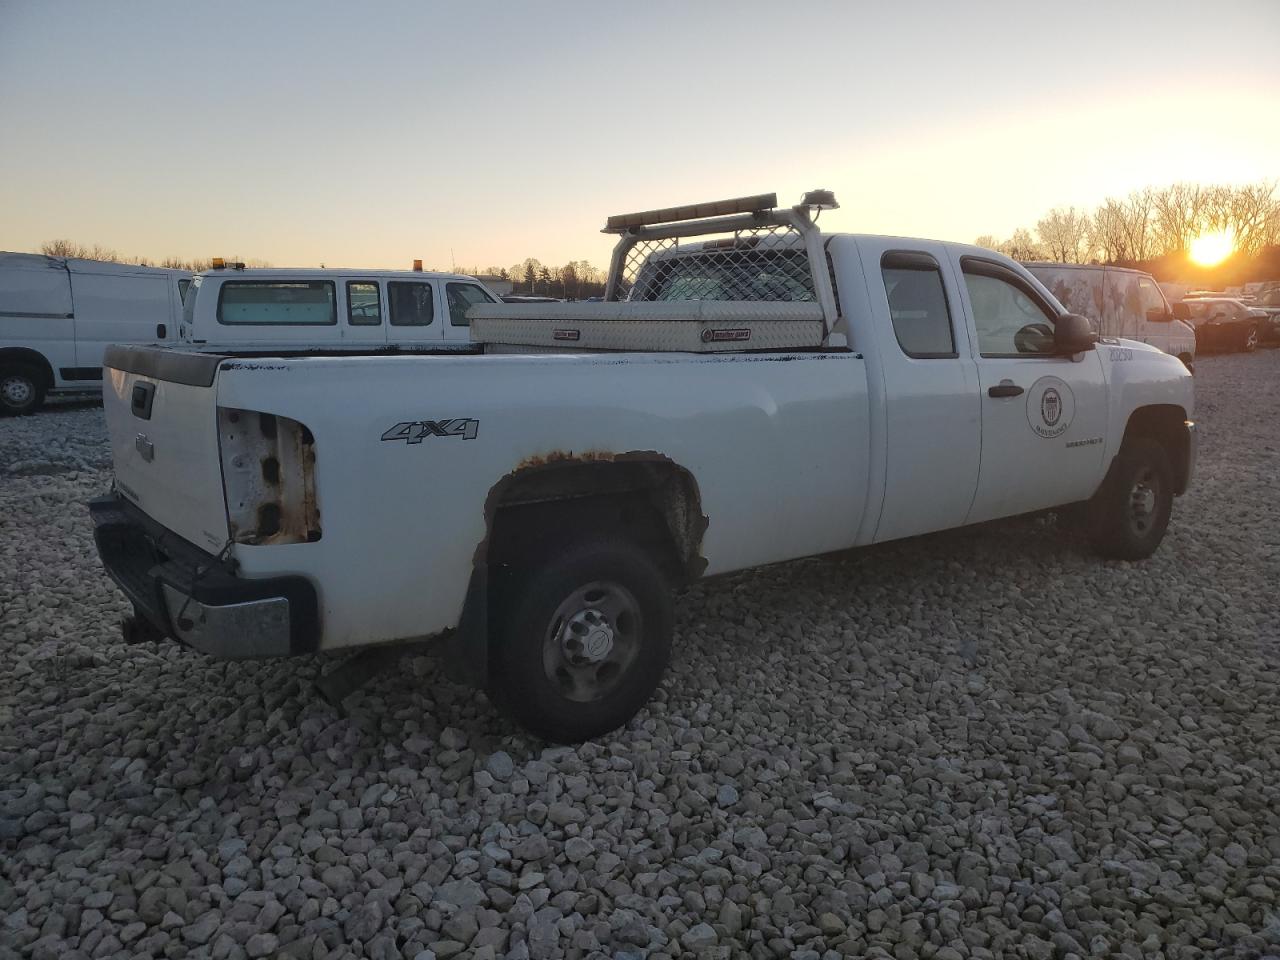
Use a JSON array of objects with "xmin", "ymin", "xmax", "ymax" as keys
[
  {"xmin": 542, "ymin": 580, "xmax": 642, "ymax": 703},
  {"xmin": 0, "ymin": 366, "xmax": 43, "ymax": 415},
  {"xmin": 1244, "ymin": 325, "xmax": 1259, "ymax": 352},
  {"xmin": 1127, "ymin": 467, "xmax": 1162, "ymax": 537},
  {"xmin": 489, "ymin": 536, "xmax": 674, "ymax": 742},
  {"xmin": 1, "ymin": 373, "xmax": 33, "ymax": 407}
]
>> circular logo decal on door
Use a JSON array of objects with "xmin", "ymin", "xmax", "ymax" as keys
[{"xmin": 1026, "ymin": 376, "xmax": 1075, "ymax": 439}]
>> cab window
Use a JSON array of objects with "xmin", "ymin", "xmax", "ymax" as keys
[
  {"xmin": 880, "ymin": 251, "xmax": 956, "ymax": 358},
  {"xmin": 446, "ymin": 282, "xmax": 496, "ymax": 327},
  {"xmin": 217, "ymin": 281, "xmax": 336, "ymax": 325},
  {"xmin": 962, "ymin": 261, "xmax": 1057, "ymax": 357},
  {"xmin": 388, "ymin": 282, "xmax": 434, "ymax": 326},
  {"xmin": 347, "ymin": 281, "xmax": 382, "ymax": 326}
]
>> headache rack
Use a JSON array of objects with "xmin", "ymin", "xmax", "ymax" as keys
[{"xmin": 469, "ymin": 190, "xmax": 842, "ymax": 354}]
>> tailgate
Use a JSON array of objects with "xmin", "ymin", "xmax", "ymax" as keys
[{"xmin": 103, "ymin": 345, "xmax": 230, "ymax": 553}]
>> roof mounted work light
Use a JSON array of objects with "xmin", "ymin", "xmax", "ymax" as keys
[
  {"xmin": 801, "ymin": 189, "xmax": 839, "ymax": 211},
  {"xmin": 603, "ymin": 193, "xmax": 778, "ymax": 233}
]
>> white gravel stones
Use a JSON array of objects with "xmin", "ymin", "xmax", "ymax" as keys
[{"xmin": 4, "ymin": 354, "xmax": 1280, "ymax": 959}]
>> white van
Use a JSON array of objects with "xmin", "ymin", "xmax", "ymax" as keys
[
  {"xmin": 179, "ymin": 266, "xmax": 499, "ymax": 352},
  {"xmin": 0, "ymin": 253, "xmax": 191, "ymax": 414},
  {"xmin": 1024, "ymin": 263, "xmax": 1196, "ymax": 369}
]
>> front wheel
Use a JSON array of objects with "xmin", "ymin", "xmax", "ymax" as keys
[
  {"xmin": 1086, "ymin": 438, "xmax": 1174, "ymax": 560},
  {"xmin": 488, "ymin": 537, "xmax": 673, "ymax": 742},
  {"xmin": 0, "ymin": 365, "xmax": 45, "ymax": 415}
]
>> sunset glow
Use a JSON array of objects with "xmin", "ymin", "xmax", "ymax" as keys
[{"xmin": 1189, "ymin": 230, "xmax": 1235, "ymax": 267}]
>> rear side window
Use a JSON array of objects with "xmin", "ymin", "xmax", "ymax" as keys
[
  {"xmin": 347, "ymin": 281, "xmax": 382, "ymax": 326},
  {"xmin": 388, "ymin": 282, "xmax": 434, "ymax": 326},
  {"xmin": 880, "ymin": 251, "xmax": 956, "ymax": 358},
  {"xmin": 217, "ymin": 281, "xmax": 336, "ymax": 325},
  {"xmin": 446, "ymin": 282, "xmax": 496, "ymax": 326},
  {"xmin": 178, "ymin": 278, "xmax": 191, "ymax": 302}
]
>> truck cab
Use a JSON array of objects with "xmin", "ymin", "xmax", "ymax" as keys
[{"xmin": 179, "ymin": 266, "xmax": 500, "ymax": 353}]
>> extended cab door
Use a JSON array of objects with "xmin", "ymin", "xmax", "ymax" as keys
[
  {"xmin": 851, "ymin": 238, "xmax": 982, "ymax": 543},
  {"xmin": 954, "ymin": 256, "xmax": 1107, "ymax": 523}
]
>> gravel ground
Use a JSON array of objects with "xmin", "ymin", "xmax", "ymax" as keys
[{"xmin": 2, "ymin": 355, "xmax": 1278, "ymax": 960}]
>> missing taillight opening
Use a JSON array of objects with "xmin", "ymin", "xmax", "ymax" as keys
[{"xmin": 218, "ymin": 407, "xmax": 320, "ymax": 545}]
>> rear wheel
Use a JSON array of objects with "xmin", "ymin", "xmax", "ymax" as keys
[
  {"xmin": 489, "ymin": 537, "xmax": 673, "ymax": 743},
  {"xmin": 0, "ymin": 365, "xmax": 44, "ymax": 415},
  {"xmin": 1086, "ymin": 438, "xmax": 1173, "ymax": 560}
]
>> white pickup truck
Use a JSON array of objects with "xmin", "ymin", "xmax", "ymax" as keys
[{"xmin": 91, "ymin": 191, "xmax": 1196, "ymax": 742}]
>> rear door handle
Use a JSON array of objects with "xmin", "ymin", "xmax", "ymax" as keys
[{"xmin": 988, "ymin": 383, "xmax": 1024, "ymax": 398}]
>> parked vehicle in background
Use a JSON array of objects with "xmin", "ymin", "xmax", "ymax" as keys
[
  {"xmin": 0, "ymin": 253, "xmax": 190, "ymax": 414},
  {"xmin": 179, "ymin": 264, "xmax": 500, "ymax": 352},
  {"xmin": 1182, "ymin": 298, "xmax": 1263, "ymax": 352},
  {"xmin": 91, "ymin": 191, "xmax": 1196, "ymax": 742},
  {"xmin": 1248, "ymin": 287, "xmax": 1280, "ymax": 344},
  {"xmin": 1025, "ymin": 263, "xmax": 1196, "ymax": 370}
]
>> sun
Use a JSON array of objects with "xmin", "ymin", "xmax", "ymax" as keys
[{"xmin": 1189, "ymin": 229, "xmax": 1234, "ymax": 267}]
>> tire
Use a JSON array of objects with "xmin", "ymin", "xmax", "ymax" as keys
[
  {"xmin": 1243, "ymin": 324, "xmax": 1258, "ymax": 353},
  {"xmin": 1086, "ymin": 437, "xmax": 1174, "ymax": 560},
  {"xmin": 488, "ymin": 537, "xmax": 673, "ymax": 743},
  {"xmin": 0, "ymin": 365, "xmax": 45, "ymax": 415}
]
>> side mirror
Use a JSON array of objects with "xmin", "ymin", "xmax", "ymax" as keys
[
  {"xmin": 1055, "ymin": 313, "xmax": 1097, "ymax": 354},
  {"xmin": 1171, "ymin": 301, "xmax": 1191, "ymax": 321}
]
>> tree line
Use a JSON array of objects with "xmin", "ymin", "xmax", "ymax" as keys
[
  {"xmin": 37, "ymin": 240, "xmax": 609, "ymax": 298},
  {"xmin": 451, "ymin": 259, "xmax": 609, "ymax": 299},
  {"xmin": 38, "ymin": 240, "xmax": 269, "ymax": 272},
  {"xmin": 973, "ymin": 180, "xmax": 1280, "ymax": 282}
]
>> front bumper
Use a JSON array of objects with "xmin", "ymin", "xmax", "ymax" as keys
[
  {"xmin": 1181, "ymin": 420, "xmax": 1197, "ymax": 495},
  {"xmin": 90, "ymin": 494, "xmax": 318, "ymax": 658}
]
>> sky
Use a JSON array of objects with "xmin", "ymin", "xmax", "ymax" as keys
[{"xmin": 1, "ymin": 0, "xmax": 1278, "ymax": 272}]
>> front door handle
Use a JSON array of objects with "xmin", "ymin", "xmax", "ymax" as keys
[{"xmin": 988, "ymin": 382, "xmax": 1024, "ymax": 398}]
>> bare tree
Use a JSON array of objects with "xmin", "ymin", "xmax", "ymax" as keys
[
  {"xmin": 972, "ymin": 235, "xmax": 1000, "ymax": 251},
  {"xmin": 1000, "ymin": 228, "xmax": 1044, "ymax": 261},
  {"xmin": 1036, "ymin": 207, "xmax": 1093, "ymax": 263},
  {"xmin": 1090, "ymin": 199, "xmax": 1129, "ymax": 262},
  {"xmin": 1151, "ymin": 183, "xmax": 1206, "ymax": 256}
]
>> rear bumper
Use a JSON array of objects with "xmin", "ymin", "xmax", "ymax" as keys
[{"xmin": 90, "ymin": 494, "xmax": 318, "ymax": 658}]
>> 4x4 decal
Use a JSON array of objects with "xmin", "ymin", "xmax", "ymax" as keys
[{"xmin": 382, "ymin": 418, "xmax": 479, "ymax": 444}]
